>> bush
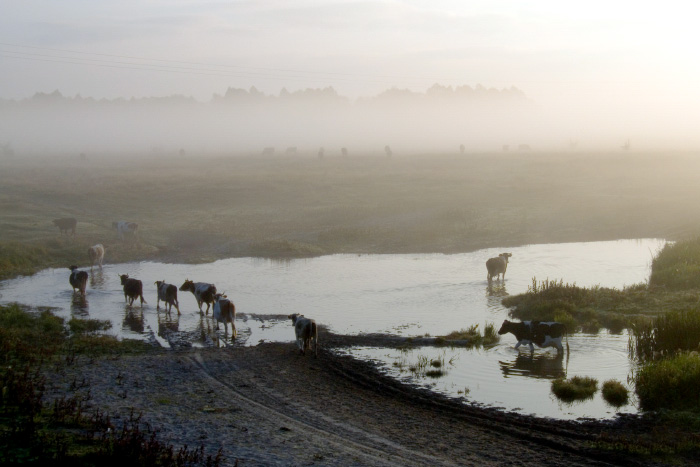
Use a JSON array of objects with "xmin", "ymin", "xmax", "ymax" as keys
[
  {"xmin": 551, "ymin": 376, "xmax": 598, "ymax": 402},
  {"xmin": 650, "ymin": 238, "xmax": 700, "ymax": 290},
  {"xmin": 635, "ymin": 353, "xmax": 700, "ymax": 411},
  {"xmin": 601, "ymin": 379, "xmax": 629, "ymax": 407}
]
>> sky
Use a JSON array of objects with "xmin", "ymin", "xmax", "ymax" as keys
[{"xmin": 2, "ymin": 0, "xmax": 700, "ymax": 151}]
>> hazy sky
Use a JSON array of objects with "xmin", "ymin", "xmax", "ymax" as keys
[{"xmin": 2, "ymin": 1, "xmax": 700, "ymax": 150}]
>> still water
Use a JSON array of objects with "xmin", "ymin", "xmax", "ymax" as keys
[{"xmin": 0, "ymin": 238, "xmax": 665, "ymax": 420}]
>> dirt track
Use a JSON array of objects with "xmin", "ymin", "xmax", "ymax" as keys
[{"xmin": 45, "ymin": 333, "xmax": 676, "ymax": 466}]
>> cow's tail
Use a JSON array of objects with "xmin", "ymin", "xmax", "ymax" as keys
[
  {"xmin": 312, "ymin": 321, "xmax": 319, "ymax": 358},
  {"xmin": 564, "ymin": 325, "xmax": 570, "ymax": 359}
]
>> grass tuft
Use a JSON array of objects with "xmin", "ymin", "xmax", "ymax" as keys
[
  {"xmin": 601, "ymin": 379, "xmax": 630, "ymax": 407},
  {"xmin": 551, "ymin": 376, "xmax": 598, "ymax": 402}
]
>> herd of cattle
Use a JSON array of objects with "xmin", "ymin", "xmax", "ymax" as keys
[{"xmin": 66, "ymin": 236, "xmax": 563, "ymax": 356}]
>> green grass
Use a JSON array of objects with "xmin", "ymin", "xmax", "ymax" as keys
[
  {"xmin": 442, "ymin": 322, "xmax": 500, "ymax": 348},
  {"xmin": 629, "ymin": 309, "xmax": 700, "ymax": 361},
  {"xmin": 634, "ymin": 353, "xmax": 700, "ymax": 411},
  {"xmin": 551, "ymin": 376, "xmax": 598, "ymax": 402},
  {"xmin": 601, "ymin": 379, "xmax": 630, "ymax": 407},
  {"xmin": 650, "ymin": 238, "xmax": 700, "ymax": 290}
]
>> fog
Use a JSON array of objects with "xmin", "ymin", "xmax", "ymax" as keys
[{"xmin": 2, "ymin": 83, "xmax": 698, "ymax": 156}]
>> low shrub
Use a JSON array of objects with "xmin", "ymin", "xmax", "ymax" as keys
[
  {"xmin": 635, "ymin": 353, "xmax": 700, "ymax": 411},
  {"xmin": 551, "ymin": 376, "xmax": 598, "ymax": 402},
  {"xmin": 601, "ymin": 379, "xmax": 629, "ymax": 407}
]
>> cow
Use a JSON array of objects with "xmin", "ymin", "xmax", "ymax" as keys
[
  {"xmin": 87, "ymin": 244, "xmax": 105, "ymax": 269},
  {"xmin": 288, "ymin": 313, "xmax": 318, "ymax": 357},
  {"xmin": 119, "ymin": 274, "xmax": 146, "ymax": 307},
  {"xmin": 213, "ymin": 293, "xmax": 236, "ymax": 336},
  {"xmin": 112, "ymin": 221, "xmax": 138, "ymax": 240},
  {"xmin": 53, "ymin": 218, "xmax": 77, "ymax": 236},
  {"xmin": 498, "ymin": 319, "xmax": 567, "ymax": 353},
  {"xmin": 261, "ymin": 147, "xmax": 275, "ymax": 156},
  {"xmin": 486, "ymin": 252, "xmax": 512, "ymax": 282},
  {"xmin": 68, "ymin": 265, "xmax": 88, "ymax": 296},
  {"xmin": 179, "ymin": 279, "xmax": 217, "ymax": 314},
  {"xmin": 155, "ymin": 280, "xmax": 180, "ymax": 314}
]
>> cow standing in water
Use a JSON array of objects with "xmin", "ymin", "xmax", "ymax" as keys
[
  {"xmin": 119, "ymin": 274, "xmax": 146, "ymax": 307},
  {"xmin": 498, "ymin": 319, "xmax": 567, "ymax": 353},
  {"xmin": 155, "ymin": 280, "xmax": 180, "ymax": 314},
  {"xmin": 213, "ymin": 293, "xmax": 236, "ymax": 337},
  {"xmin": 68, "ymin": 265, "xmax": 88, "ymax": 296},
  {"xmin": 179, "ymin": 279, "xmax": 217, "ymax": 314},
  {"xmin": 486, "ymin": 253, "xmax": 512, "ymax": 282}
]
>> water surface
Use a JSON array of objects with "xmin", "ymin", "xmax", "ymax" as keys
[{"xmin": 0, "ymin": 238, "xmax": 665, "ymax": 420}]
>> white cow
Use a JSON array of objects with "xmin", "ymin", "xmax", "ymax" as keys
[
  {"xmin": 87, "ymin": 244, "xmax": 105, "ymax": 269},
  {"xmin": 288, "ymin": 313, "xmax": 318, "ymax": 357},
  {"xmin": 213, "ymin": 293, "xmax": 236, "ymax": 337}
]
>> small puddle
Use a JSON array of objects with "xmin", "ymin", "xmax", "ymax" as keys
[{"xmin": 0, "ymin": 238, "xmax": 664, "ymax": 419}]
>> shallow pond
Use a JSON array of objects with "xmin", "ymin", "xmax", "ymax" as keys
[{"xmin": 0, "ymin": 238, "xmax": 665, "ymax": 420}]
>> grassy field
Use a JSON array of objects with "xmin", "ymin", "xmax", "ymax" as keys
[{"xmin": 2, "ymin": 150, "xmax": 700, "ymax": 279}]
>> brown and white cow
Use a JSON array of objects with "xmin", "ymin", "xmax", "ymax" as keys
[
  {"xmin": 53, "ymin": 218, "xmax": 77, "ymax": 236},
  {"xmin": 68, "ymin": 265, "xmax": 88, "ymax": 296},
  {"xmin": 112, "ymin": 221, "xmax": 138, "ymax": 240},
  {"xmin": 213, "ymin": 293, "xmax": 236, "ymax": 337},
  {"xmin": 155, "ymin": 280, "xmax": 180, "ymax": 314},
  {"xmin": 288, "ymin": 313, "xmax": 318, "ymax": 357},
  {"xmin": 498, "ymin": 319, "xmax": 567, "ymax": 353},
  {"xmin": 87, "ymin": 244, "xmax": 105, "ymax": 269},
  {"xmin": 486, "ymin": 252, "xmax": 512, "ymax": 282},
  {"xmin": 179, "ymin": 279, "xmax": 217, "ymax": 314},
  {"xmin": 119, "ymin": 274, "xmax": 146, "ymax": 307}
]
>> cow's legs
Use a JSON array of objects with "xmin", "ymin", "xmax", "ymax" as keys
[
  {"xmin": 514, "ymin": 341, "xmax": 522, "ymax": 350},
  {"xmin": 529, "ymin": 342, "xmax": 535, "ymax": 352}
]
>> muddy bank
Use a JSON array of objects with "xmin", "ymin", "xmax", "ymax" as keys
[{"xmin": 43, "ymin": 332, "xmax": 682, "ymax": 466}]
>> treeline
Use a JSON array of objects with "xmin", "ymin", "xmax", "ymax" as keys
[{"xmin": 0, "ymin": 83, "xmax": 528, "ymax": 109}]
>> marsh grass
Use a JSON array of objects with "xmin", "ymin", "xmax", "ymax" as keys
[
  {"xmin": 442, "ymin": 322, "xmax": 500, "ymax": 348},
  {"xmin": 0, "ymin": 304, "xmax": 215, "ymax": 465},
  {"xmin": 601, "ymin": 380, "xmax": 630, "ymax": 407},
  {"xmin": 629, "ymin": 310, "xmax": 700, "ymax": 361},
  {"xmin": 634, "ymin": 353, "xmax": 700, "ymax": 411},
  {"xmin": 650, "ymin": 238, "xmax": 700, "ymax": 290},
  {"xmin": 551, "ymin": 376, "xmax": 598, "ymax": 402}
]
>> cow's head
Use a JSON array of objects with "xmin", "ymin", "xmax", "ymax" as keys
[
  {"xmin": 119, "ymin": 274, "xmax": 129, "ymax": 285},
  {"xmin": 69, "ymin": 265, "xmax": 78, "ymax": 272},
  {"xmin": 179, "ymin": 279, "xmax": 194, "ymax": 291},
  {"xmin": 499, "ymin": 253, "xmax": 512, "ymax": 262},
  {"xmin": 498, "ymin": 319, "xmax": 513, "ymax": 335},
  {"xmin": 214, "ymin": 293, "xmax": 228, "ymax": 302},
  {"xmin": 288, "ymin": 313, "xmax": 303, "ymax": 325},
  {"xmin": 155, "ymin": 280, "xmax": 163, "ymax": 287}
]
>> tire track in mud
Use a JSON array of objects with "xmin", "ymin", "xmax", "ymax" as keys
[{"xmin": 185, "ymin": 351, "xmax": 459, "ymax": 467}]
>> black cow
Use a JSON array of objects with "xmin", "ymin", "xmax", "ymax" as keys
[
  {"xmin": 119, "ymin": 274, "xmax": 146, "ymax": 307},
  {"xmin": 53, "ymin": 218, "xmax": 77, "ymax": 236},
  {"xmin": 68, "ymin": 265, "xmax": 88, "ymax": 296},
  {"xmin": 498, "ymin": 319, "xmax": 566, "ymax": 353},
  {"xmin": 155, "ymin": 280, "xmax": 180, "ymax": 314}
]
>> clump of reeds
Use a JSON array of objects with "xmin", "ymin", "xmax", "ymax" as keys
[
  {"xmin": 634, "ymin": 352, "xmax": 700, "ymax": 411},
  {"xmin": 601, "ymin": 379, "xmax": 629, "ymax": 407},
  {"xmin": 629, "ymin": 310, "xmax": 700, "ymax": 361},
  {"xmin": 442, "ymin": 322, "xmax": 500, "ymax": 348},
  {"xmin": 551, "ymin": 376, "xmax": 598, "ymax": 402}
]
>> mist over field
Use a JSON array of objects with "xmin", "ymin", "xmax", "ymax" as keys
[{"xmin": 2, "ymin": 83, "xmax": 696, "ymax": 156}]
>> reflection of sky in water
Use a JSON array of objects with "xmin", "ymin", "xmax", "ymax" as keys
[{"xmin": 0, "ymin": 238, "xmax": 664, "ymax": 420}]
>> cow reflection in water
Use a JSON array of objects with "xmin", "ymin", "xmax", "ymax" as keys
[
  {"xmin": 123, "ymin": 308, "xmax": 144, "ymax": 333},
  {"xmin": 70, "ymin": 294, "xmax": 89, "ymax": 316},
  {"xmin": 196, "ymin": 314, "xmax": 234, "ymax": 347},
  {"xmin": 157, "ymin": 309, "xmax": 179, "ymax": 340},
  {"xmin": 89, "ymin": 269, "xmax": 105, "ymax": 288},
  {"xmin": 486, "ymin": 282, "xmax": 508, "ymax": 298},
  {"xmin": 499, "ymin": 352, "xmax": 566, "ymax": 380}
]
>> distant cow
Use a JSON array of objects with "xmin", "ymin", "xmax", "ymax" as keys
[
  {"xmin": 87, "ymin": 244, "xmax": 105, "ymax": 269},
  {"xmin": 341, "ymin": 147, "xmax": 348, "ymax": 157},
  {"xmin": 68, "ymin": 265, "xmax": 88, "ymax": 296},
  {"xmin": 53, "ymin": 218, "xmax": 77, "ymax": 236},
  {"xmin": 261, "ymin": 147, "xmax": 275, "ymax": 156},
  {"xmin": 384, "ymin": 145, "xmax": 392, "ymax": 157},
  {"xmin": 498, "ymin": 319, "xmax": 567, "ymax": 353},
  {"xmin": 213, "ymin": 293, "xmax": 236, "ymax": 336},
  {"xmin": 155, "ymin": 280, "xmax": 180, "ymax": 314},
  {"xmin": 288, "ymin": 313, "xmax": 318, "ymax": 357},
  {"xmin": 112, "ymin": 221, "xmax": 138, "ymax": 240},
  {"xmin": 119, "ymin": 274, "xmax": 146, "ymax": 307},
  {"xmin": 285, "ymin": 146, "xmax": 297, "ymax": 155},
  {"xmin": 486, "ymin": 253, "xmax": 512, "ymax": 282},
  {"xmin": 179, "ymin": 279, "xmax": 217, "ymax": 314}
]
